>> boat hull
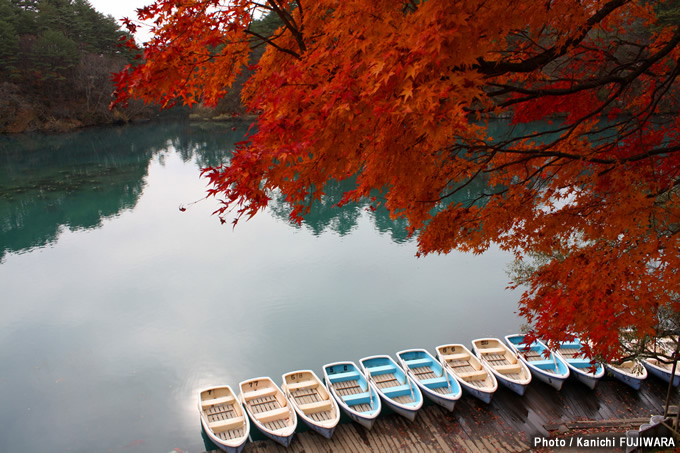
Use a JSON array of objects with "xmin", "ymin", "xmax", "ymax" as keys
[
  {"xmin": 495, "ymin": 375, "xmax": 529, "ymax": 396},
  {"xmin": 643, "ymin": 360, "xmax": 680, "ymax": 387},
  {"xmin": 606, "ymin": 364, "xmax": 646, "ymax": 390},
  {"xmin": 461, "ymin": 382, "xmax": 494, "ymax": 404},
  {"xmin": 529, "ymin": 367, "xmax": 567, "ymax": 391}
]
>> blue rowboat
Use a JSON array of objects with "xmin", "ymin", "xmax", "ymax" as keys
[
  {"xmin": 436, "ymin": 343, "xmax": 498, "ymax": 404},
  {"xmin": 359, "ymin": 355, "xmax": 423, "ymax": 421},
  {"xmin": 323, "ymin": 361, "xmax": 381, "ymax": 430},
  {"xmin": 397, "ymin": 349, "xmax": 462, "ymax": 412},
  {"xmin": 505, "ymin": 334, "xmax": 570, "ymax": 391},
  {"xmin": 472, "ymin": 337, "xmax": 532, "ymax": 396},
  {"xmin": 555, "ymin": 338, "xmax": 605, "ymax": 389}
]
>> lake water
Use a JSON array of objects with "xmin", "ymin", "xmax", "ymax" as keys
[{"xmin": 0, "ymin": 121, "xmax": 522, "ymax": 453}]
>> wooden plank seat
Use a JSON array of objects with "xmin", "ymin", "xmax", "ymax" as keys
[
  {"xmin": 405, "ymin": 358, "xmax": 432, "ymax": 368},
  {"xmin": 208, "ymin": 416, "xmax": 244, "ymax": 432},
  {"xmin": 420, "ymin": 376, "xmax": 448, "ymax": 387},
  {"xmin": 383, "ymin": 384, "xmax": 411, "ymax": 397},
  {"xmin": 367, "ymin": 365, "xmax": 396, "ymax": 374},
  {"xmin": 202, "ymin": 394, "xmax": 235, "ymax": 408},
  {"xmin": 442, "ymin": 353, "xmax": 469, "ymax": 361},
  {"xmin": 342, "ymin": 391, "xmax": 371, "ymax": 405},
  {"xmin": 299, "ymin": 399, "xmax": 333, "ymax": 414},
  {"xmin": 243, "ymin": 387, "xmax": 277, "ymax": 400},
  {"xmin": 255, "ymin": 406, "xmax": 290, "ymax": 424},
  {"xmin": 480, "ymin": 347, "xmax": 506, "ymax": 354},
  {"xmin": 457, "ymin": 370, "xmax": 488, "ymax": 380},
  {"xmin": 329, "ymin": 370, "xmax": 360, "ymax": 382},
  {"xmin": 287, "ymin": 380, "xmax": 317, "ymax": 391},
  {"xmin": 494, "ymin": 364, "xmax": 523, "ymax": 374}
]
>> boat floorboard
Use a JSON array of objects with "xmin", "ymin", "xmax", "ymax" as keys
[
  {"xmin": 412, "ymin": 367, "xmax": 437, "ymax": 380},
  {"xmin": 308, "ymin": 410, "xmax": 333, "ymax": 422},
  {"xmin": 483, "ymin": 353, "xmax": 511, "ymax": 366},
  {"xmin": 215, "ymin": 427, "xmax": 244, "ymax": 441},
  {"xmin": 204, "ymin": 403, "xmax": 237, "ymax": 422},
  {"xmin": 212, "ymin": 378, "xmax": 668, "ymax": 452},
  {"xmin": 291, "ymin": 387, "xmax": 322, "ymax": 405},
  {"xmin": 558, "ymin": 346, "xmax": 582, "ymax": 359},
  {"xmin": 248, "ymin": 395, "xmax": 281, "ymax": 414},
  {"xmin": 263, "ymin": 418, "xmax": 288, "ymax": 432}
]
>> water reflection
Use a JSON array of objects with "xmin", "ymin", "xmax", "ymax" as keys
[{"xmin": 0, "ymin": 122, "xmax": 246, "ymax": 261}]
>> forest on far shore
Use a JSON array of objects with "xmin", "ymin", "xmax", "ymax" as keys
[{"xmin": 0, "ymin": 0, "xmax": 161, "ymax": 133}]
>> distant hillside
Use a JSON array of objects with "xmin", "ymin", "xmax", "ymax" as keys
[{"xmin": 0, "ymin": 0, "xmax": 157, "ymax": 133}]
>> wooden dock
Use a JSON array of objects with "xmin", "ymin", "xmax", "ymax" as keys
[{"xmin": 204, "ymin": 377, "xmax": 672, "ymax": 452}]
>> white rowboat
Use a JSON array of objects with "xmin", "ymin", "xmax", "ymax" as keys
[
  {"xmin": 281, "ymin": 370, "xmax": 340, "ymax": 439},
  {"xmin": 472, "ymin": 338, "xmax": 532, "ymax": 396},
  {"xmin": 239, "ymin": 377, "xmax": 297, "ymax": 447},
  {"xmin": 198, "ymin": 385, "xmax": 249, "ymax": 453},
  {"xmin": 436, "ymin": 344, "xmax": 498, "ymax": 404}
]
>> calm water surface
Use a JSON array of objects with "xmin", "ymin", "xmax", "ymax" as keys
[{"xmin": 0, "ymin": 121, "xmax": 522, "ymax": 453}]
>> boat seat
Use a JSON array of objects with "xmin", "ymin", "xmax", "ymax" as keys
[
  {"xmin": 420, "ymin": 376, "xmax": 448, "ymax": 387},
  {"xmin": 457, "ymin": 370, "xmax": 488, "ymax": 380},
  {"xmin": 342, "ymin": 391, "xmax": 371, "ymax": 405},
  {"xmin": 383, "ymin": 384, "xmax": 411, "ymax": 397},
  {"xmin": 256, "ymin": 406, "xmax": 290, "ymax": 423},
  {"xmin": 202, "ymin": 394, "xmax": 235, "ymax": 408},
  {"xmin": 208, "ymin": 416, "xmax": 243, "ymax": 433},
  {"xmin": 568, "ymin": 359, "xmax": 595, "ymax": 367},
  {"xmin": 299, "ymin": 399, "xmax": 333, "ymax": 414},
  {"xmin": 480, "ymin": 347, "xmax": 506, "ymax": 354},
  {"xmin": 287, "ymin": 380, "xmax": 317, "ymax": 390},
  {"xmin": 405, "ymin": 358, "xmax": 431, "ymax": 368},
  {"xmin": 329, "ymin": 370, "xmax": 360, "ymax": 381},
  {"xmin": 243, "ymin": 387, "xmax": 277, "ymax": 400},
  {"xmin": 495, "ymin": 364, "xmax": 522, "ymax": 374},
  {"xmin": 442, "ymin": 353, "xmax": 469, "ymax": 361},
  {"xmin": 367, "ymin": 365, "xmax": 396, "ymax": 374},
  {"xmin": 532, "ymin": 359, "xmax": 557, "ymax": 367}
]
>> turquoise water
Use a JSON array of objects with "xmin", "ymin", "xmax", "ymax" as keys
[{"xmin": 0, "ymin": 121, "xmax": 521, "ymax": 452}]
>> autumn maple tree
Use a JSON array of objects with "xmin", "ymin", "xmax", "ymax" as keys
[{"xmin": 114, "ymin": 0, "xmax": 680, "ymax": 362}]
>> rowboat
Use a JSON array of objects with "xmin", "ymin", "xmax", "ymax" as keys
[
  {"xmin": 505, "ymin": 334, "xmax": 570, "ymax": 391},
  {"xmin": 323, "ymin": 361, "xmax": 381, "ymax": 430},
  {"xmin": 641, "ymin": 337, "xmax": 680, "ymax": 387},
  {"xmin": 606, "ymin": 360, "xmax": 648, "ymax": 390},
  {"xmin": 641, "ymin": 357, "xmax": 680, "ymax": 386},
  {"xmin": 472, "ymin": 337, "xmax": 532, "ymax": 396},
  {"xmin": 359, "ymin": 355, "xmax": 423, "ymax": 421},
  {"xmin": 239, "ymin": 377, "xmax": 297, "ymax": 447},
  {"xmin": 436, "ymin": 344, "xmax": 498, "ymax": 403},
  {"xmin": 555, "ymin": 339, "xmax": 605, "ymax": 389},
  {"xmin": 281, "ymin": 370, "xmax": 340, "ymax": 439},
  {"xmin": 396, "ymin": 348, "xmax": 462, "ymax": 412},
  {"xmin": 198, "ymin": 385, "xmax": 249, "ymax": 453}
]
